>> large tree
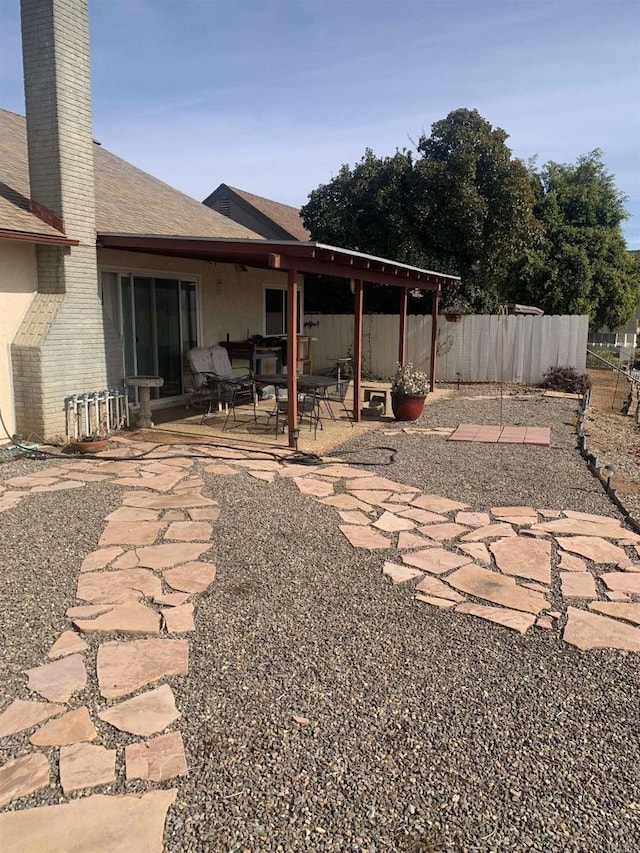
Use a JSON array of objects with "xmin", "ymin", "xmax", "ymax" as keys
[
  {"xmin": 504, "ymin": 151, "xmax": 640, "ymax": 329},
  {"xmin": 302, "ymin": 108, "xmax": 540, "ymax": 313}
]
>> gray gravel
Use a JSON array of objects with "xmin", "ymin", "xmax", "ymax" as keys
[{"xmin": 0, "ymin": 394, "xmax": 639, "ymax": 851}]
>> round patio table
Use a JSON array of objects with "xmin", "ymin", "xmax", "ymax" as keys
[{"xmin": 124, "ymin": 375, "xmax": 164, "ymax": 428}]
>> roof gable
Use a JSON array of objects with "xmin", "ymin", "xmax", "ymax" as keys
[{"xmin": 204, "ymin": 183, "xmax": 310, "ymax": 241}]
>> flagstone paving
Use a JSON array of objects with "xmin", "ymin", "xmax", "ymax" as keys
[{"xmin": 1, "ymin": 437, "xmax": 640, "ymax": 849}]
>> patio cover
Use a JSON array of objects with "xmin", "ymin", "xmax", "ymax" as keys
[{"xmin": 98, "ymin": 234, "xmax": 460, "ymax": 446}]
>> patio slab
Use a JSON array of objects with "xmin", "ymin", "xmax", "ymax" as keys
[
  {"xmin": 98, "ymin": 684, "xmax": 180, "ymax": 736},
  {"xmin": 59, "ymin": 743, "xmax": 116, "ymax": 794},
  {"xmin": 96, "ymin": 639, "xmax": 189, "ymax": 699},
  {"xmin": 0, "ymin": 752, "xmax": 49, "ymax": 809},
  {"xmin": 0, "ymin": 698, "xmax": 63, "ymax": 737}
]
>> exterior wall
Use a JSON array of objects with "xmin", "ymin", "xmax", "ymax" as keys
[
  {"xmin": 0, "ymin": 241, "xmax": 37, "ymax": 440},
  {"xmin": 97, "ymin": 248, "xmax": 291, "ymax": 378},
  {"xmin": 13, "ymin": 0, "xmax": 110, "ymax": 441}
]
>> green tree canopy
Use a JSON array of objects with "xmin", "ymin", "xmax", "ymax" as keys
[
  {"xmin": 302, "ymin": 111, "xmax": 639, "ymax": 327},
  {"xmin": 504, "ymin": 151, "xmax": 640, "ymax": 329}
]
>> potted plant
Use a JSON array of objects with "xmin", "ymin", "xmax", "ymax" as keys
[
  {"xmin": 68, "ymin": 412, "xmax": 111, "ymax": 454},
  {"xmin": 443, "ymin": 299, "xmax": 467, "ymax": 323},
  {"xmin": 391, "ymin": 363, "xmax": 430, "ymax": 421}
]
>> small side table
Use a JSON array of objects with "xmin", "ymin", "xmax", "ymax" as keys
[{"xmin": 124, "ymin": 375, "xmax": 164, "ymax": 428}]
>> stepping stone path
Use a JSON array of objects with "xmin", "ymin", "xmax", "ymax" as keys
[{"xmin": 1, "ymin": 436, "xmax": 639, "ymax": 849}]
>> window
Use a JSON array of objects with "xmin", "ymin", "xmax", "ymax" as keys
[{"xmin": 264, "ymin": 286, "xmax": 302, "ymax": 335}]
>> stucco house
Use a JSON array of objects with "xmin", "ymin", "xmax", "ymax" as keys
[
  {"xmin": 0, "ymin": 0, "xmax": 456, "ymax": 448},
  {"xmin": 203, "ymin": 184, "xmax": 310, "ymax": 241}
]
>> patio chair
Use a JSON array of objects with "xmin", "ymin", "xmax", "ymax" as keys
[
  {"xmin": 270, "ymin": 387, "xmax": 321, "ymax": 438},
  {"xmin": 185, "ymin": 345, "xmax": 255, "ymax": 429},
  {"xmin": 321, "ymin": 377, "xmax": 353, "ymax": 425}
]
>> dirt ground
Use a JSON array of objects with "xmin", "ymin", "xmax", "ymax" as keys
[{"xmin": 584, "ymin": 367, "xmax": 640, "ymax": 509}]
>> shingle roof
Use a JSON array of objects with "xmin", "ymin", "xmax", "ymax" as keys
[
  {"xmin": 0, "ymin": 109, "xmax": 261, "ymax": 241},
  {"xmin": 206, "ymin": 184, "xmax": 311, "ymax": 241}
]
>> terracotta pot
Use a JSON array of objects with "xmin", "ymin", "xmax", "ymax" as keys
[
  {"xmin": 444, "ymin": 313, "xmax": 463, "ymax": 323},
  {"xmin": 391, "ymin": 393, "xmax": 426, "ymax": 421},
  {"xmin": 69, "ymin": 438, "xmax": 108, "ymax": 454}
]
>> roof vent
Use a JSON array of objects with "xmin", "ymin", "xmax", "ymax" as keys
[{"xmin": 218, "ymin": 196, "xmax": 230, "ymax": 217}]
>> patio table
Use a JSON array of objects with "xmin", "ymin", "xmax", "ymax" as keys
[{"xmin": 253, "ymin": 374, "xmax": 338, "ymax": 436}]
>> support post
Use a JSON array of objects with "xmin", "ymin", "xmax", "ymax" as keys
[
  {"xmin": 398, "ymin": 287, "xmax": 408, "ymax": 366},
  {"xmin": 429, "ymin": 286, "xmax": 440, "ymax": 394},
  {"xmin": 352, "ymin": 279, "xmax": 363, "ymax": 423},
  {"xmin": 286, "ymin": 269, "xmax": 298, "ymax": 447}
]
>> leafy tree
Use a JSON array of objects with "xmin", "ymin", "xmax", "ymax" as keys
[
  {"xmin": 302, "ymin": 108, "xmax": 540, "ymax": 313},
  {"xmin": 505, "ymin": 151, "xmax": 640, "ymax": 328}
]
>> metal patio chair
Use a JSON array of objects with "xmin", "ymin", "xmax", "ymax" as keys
[{"xmin": 185, "ymin": 345, "xmax": 255, "ymax": 429}]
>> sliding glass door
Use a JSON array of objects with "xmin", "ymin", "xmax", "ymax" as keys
[{"xmin": 102, "ymin": 272, "xmax": 198, "ymax": 401}]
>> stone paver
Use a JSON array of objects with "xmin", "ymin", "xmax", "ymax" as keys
[
  {"xmin": 163, "ymin": 602, "xmax": 195, "ymax": 633},
  {"xmin": 0, "ymin": 789, "xmax": 177, "ymax": 853},
  {"xmin": 105, "ymin": 506, "xmax": 160, "ymax": 522},
  {"xmin": 320, "ymin": 494, "xmax": 375, "ymax": 513},
  {"xmin": 382, "ymin": 561, "xmax": 423, "ymax": 584},
  {"xmin": 600, "ymin": 572, "xmax": 640, "ymax": 594},
  {"xmin": 134, "ymin": 542, "xmax": 212, "ymax": 570},
  {"xmin": 0, "ymin": 699, "xmax": 63, "ymax": 737},
  {"xmin": 417, "ymin": 522, "xmax": 470, "ymax": 541},
  {"xmin": 164, "ymin": 521, "xmax": 212, "ymax": 541},
  {"xmin": 187, "ymin": 507, "xmax": 221, "ymax": 521},
  {"xmin": 460, "ymin": 523, "xmax": 516, "ymax": 541},
  {"xmin": 66, "ymin": 604, "xmax": 116, "ymax": 618},
  {"xmin": 491, "ymin": 505, "xmax": 537, "ymax": 518},
  {"xmin": 338, "ymin": 510, "xmax": 371, "ymax": 526},
  {"xmin": 560, "ymin": 571, "xmax": 598, "ymax": 599},
  {"xmin": 396, "ymin": 531, "xmax": 435, "ymax": 550},
  {"xmin": 339, "ymin": 525, "xmax": 391, "ymax": 550},
  {"xmin": 555, "ymin": 536, "xmax": 628, "ymax": 564},
  {"xmin": 163, "ymin": 561, "xmax": 217, "ymax": 594},
  {"xmin": 76, "ymin": 568, "xmax": 163, "ymax": 604},
  {"xmin": 97, "ymin": 639, "xmax": 189, "ymax": 698},
  {"xmin": 490, "ymin": 537, "xmax": 551, "ymax": 584},
  {"xmin": 112, "ymin": 550, "xmax": 140, "ymax": 569},
  {"xmin": 532, "ymin": 518, "xmax": 624, "ymax": 537},
  {"xmin": 589, "ymin": 602, "xmax": 640, "ymax": 625},
  {"xmin": 564, "ymin": 607, "xmax": 640, "ymax": 652},
  {"xmin": 98, "ymin": 684, "xmax": 180, "ymax": 736},
  {"xmin": 73, "ymin": 601, "xmax": 162, "ymax": 635},
  {"xmin": 373, "ymin": 511, "xmax": 415, "ymax": 532},
  {"xmin": 348, "ymin": 490, "xmax": 393, "ymax": 506},
  {"xmin": 59, "ymin": 743, "xmax": 116, "ymax": 794},
  {"xmin": 81, "ymin": 546, "xmax": 124, "ymax": 572},
  {"xmin": 397, "ymin": 507, "xmax": 448, "ymax": 524},
  {"xmin": 455, "ymin": 602, "xmax": 537, "ymax": 634},
  {"xmin": 345, "ymin": 476, "xmax": 417, "ymax": 493},
  {"xmin": 47, "ymin": 630, "xmax": 88, "ymax": 659},
  {"xmin": 30, "ymin": 706, "xmax": 96, "ymax": 746},
  {"xmin": 0, "ymin": 752, "xmax": 49, "ymax": 808},
  {"xmin": 564, "ymin": 509, "xmax": 621, "ymax": 524},
  {"xmin": 123, "ymin": 491, "xmax": 215, "ymax": 509},
  {"xmin": 457, "ymin": 542, "xmax": 491, "ymax": 564},
  {"xmin": 25, "ymin": 654, "xmax": 87, "ymax": 703},
  {"xmin": 415, "ymin": 594, "xmax": 456, "ymax": 608},
  {"xmin": 558, "ymin": 551, "xmax": 587, "ymax": 572},
  {"xmin": 456, "ymin": 511, "xmax": 491, "ymax": 527},
  {"xmin": 415, "ymin": 576, "xmax": 465, "ymax": 602},
  {"xmin": 446, "ymin": 564, "xmax": 548, "ymax": 613},
  {"xmin": 154, "ymin": 591, "xmax": 190, "ymax": 607},
  {"xmin": 98, "ymin": 521, "xmax": 165, "ymax": 546},
  {"xmin": 125, "ymin": 731, "xmax": 188, "ymax": 782},
  {"xmin": 402, "ymin": 549, "xmax": 472, "ymax": 575},
  {"xmin": 293, "ymin": 477, "xmax": 335, "ymax": 498},
  {"xmin": 410, "ymin": 494, "xmax": 468, "ymax": 513}
]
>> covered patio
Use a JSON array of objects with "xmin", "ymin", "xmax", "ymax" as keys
[{"xmin": 98, "ymin": 235, "xmax": 460, "ymax": 447}]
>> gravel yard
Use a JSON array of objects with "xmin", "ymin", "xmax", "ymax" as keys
[{"xmin": 1, "ymin": 392, "xmax": 639, "ymax": 852}]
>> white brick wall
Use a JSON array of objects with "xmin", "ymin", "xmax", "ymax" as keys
[{"xmin": 13, "ymin": 0, "xmax": 109, "ymax": 440}]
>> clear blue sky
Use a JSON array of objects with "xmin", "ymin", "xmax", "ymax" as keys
[{"xmin": 1, "ymin": 0, "xmax": 639, "ymax": 247}]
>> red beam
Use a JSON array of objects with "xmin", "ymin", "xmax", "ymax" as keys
[
  {"xmin": 286, "ymin": 269, "xmax": 298, "ymax": 447},
  {"xmin": 352, "ymin": 279, "xmax": 363, "ymax": 423},
  {"xmin": 429, "ymin": 287, "xmax": 440, "ymax": 393},
  {"xmin": 398, "ymin": 287, "xmax": 408, "ymax": 366}
]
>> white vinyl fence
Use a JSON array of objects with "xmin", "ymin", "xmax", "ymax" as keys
[{"xmin": 304, "ymin": 314, "xmax": 588, "ymax": 384}]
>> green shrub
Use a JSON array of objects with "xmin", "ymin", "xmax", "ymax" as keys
[{"xmin": 541, "ymin": 366, "xmax": 592, "ymax": 394}]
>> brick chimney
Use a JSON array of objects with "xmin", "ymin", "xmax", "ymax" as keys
[{"xmin": 12, "ymin": 0, "xmax": 110, "ymax": 441}]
